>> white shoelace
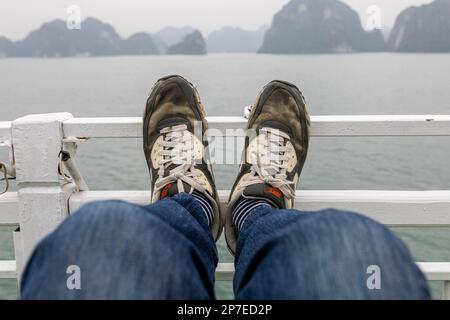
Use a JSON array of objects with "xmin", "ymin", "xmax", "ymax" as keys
[
  {"xmin": 241, "ymin": 127, "xmax": 295, "ymax": 200},
  {"xmin": 153, "ymin": 124, "xmax": 207, "ymax": 196}
]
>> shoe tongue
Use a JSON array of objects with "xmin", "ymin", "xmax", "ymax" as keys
[
  {"xmin": 159, "ymin": 117, "xmax": 192, "ymax": 173},
  {"xmin": 242, "ymin": 183, "xmax": 286, "ymax": 209},
  {"xmin": 159, "ymin": 181, "xmax": 193, "ymax": 199}
]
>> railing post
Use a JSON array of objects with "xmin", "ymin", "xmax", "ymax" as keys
[
  {"xmin": 444, "ymin": 281, "xmax": 450, "ymax": 300},
  {"xmin": 12, "ymin": 113, "xmax": 76, "ymax": 282}
]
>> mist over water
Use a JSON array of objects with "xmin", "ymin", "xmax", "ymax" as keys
[{"xmin": 1, "ymin": 53, "xmax": 450, "ymax": 299}]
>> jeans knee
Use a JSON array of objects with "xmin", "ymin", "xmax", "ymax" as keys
[
  {"xmin": 319, "ymin": 208, "xmax": 376, "ymax": 223},
  {"xmin": 76, "ymin": 200, "xmax": 134, "ymax": 216},
  {"xmin": 68, "ymin": 200, "xmax": 142, "ymax": 228},
  {"xmin": 314, "ymin": 209, "xmax": 387, "ymax": 231},
  {"xmin": 308, "ymin": 209, "xmax": 401, "ymax": 245}
]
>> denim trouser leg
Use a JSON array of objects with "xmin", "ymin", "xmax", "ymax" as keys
[
  {"xmin": 234, "ymin": 207, "xmax": 431, "ymax": 300},
  {"xmin": 20, "ymin": 194, "xmax": 218, "ymax": 299},
  {"xmin": 21, "ymin": 195, "xmax": 431, "ymax": 300}
]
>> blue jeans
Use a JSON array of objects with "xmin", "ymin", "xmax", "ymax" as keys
[{"xmin": 20, "ymin": 193, "xmax": 430, "ymax": 299}]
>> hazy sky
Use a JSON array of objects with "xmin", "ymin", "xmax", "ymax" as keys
[{"xmin": 0, "ymin": 0, "xmax": 434, "ymax": 40}]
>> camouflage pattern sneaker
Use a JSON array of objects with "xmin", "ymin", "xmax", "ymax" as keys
[
  {"xmin": 225, "ymin": 80, "xmax": 311, "ymax": 254},
  {"xmin": 143, "ymin": 75, "xmax": 222, "ymax": 241}
]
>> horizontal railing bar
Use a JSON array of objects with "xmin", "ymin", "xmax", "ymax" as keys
[
  {"xmin": 0, "ymin": 121, "xmax": 12, "ymax": 144},
  {"xmin": 0, "ymin": 192, "xmax": 19, "ymax": 226},
  {"xmin": 4, "ymin": 115, "xmax": 450, "ymax": 140},
  {"xmin": 64, "ymin": 117, "xmax": 141, "ymax": 139},
  {"xmin": 63, "ymin": 115, "xmax": 450, "ymax": 138},
  {"xmin": 216, "ymin": 263, "xmax": 235, "ymax": 282},
  {"xmin": 417, "ymin": 263, "xmax": 450, "ymax": 281},
  {"xmin": 69, "ymin": 190, "xmax": 450, "ymax": 227},
  {"xmin": 216, "ymin": 262, "xmax": 450, "ymax": 282},
  {"xmin": 0, "ymin": 260, "xmax": 16, "ymax": 279}
]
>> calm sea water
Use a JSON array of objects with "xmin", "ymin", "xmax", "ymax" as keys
[{"xmin": 0, "ymin": 53, "xmax": 450, "ymax": 299}]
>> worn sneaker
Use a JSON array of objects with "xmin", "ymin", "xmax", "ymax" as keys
[
  {"xmin": 225, "ymin": 80, "xmax": 311, "ymax": 254},
  {"xmin": 143, "ymin": 75, "xmax": 222, "ymax": 241}
]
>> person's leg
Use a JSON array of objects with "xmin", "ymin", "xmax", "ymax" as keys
[
  {"xmin": 21, "ymin": 194, "xmax": 218, "ymax": 300},
  {"xmin": 234, "ymin": 207, "xmax": 430, "ymax": 300},
  {"xmin": 21, "ymin": 75, "xmax": 224, "ymax": 299},
  {"xmin": 225, "ymin": 80, "xmax": 430, "ymax": 299}
]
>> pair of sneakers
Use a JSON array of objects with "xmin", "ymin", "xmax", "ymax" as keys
[{"xmin": 143, "ymin": 75, "xmax": 311, "ymax": 255}]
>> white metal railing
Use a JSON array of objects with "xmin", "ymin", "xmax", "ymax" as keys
[
  {"xmin": 63, "ymin": 115, "xmax": 450, "ymax": 138},
  {"xmin": 1, "ymin": 113, "xmax": 450, "ymax": 299},
  {"xmin": 67, "ymin": 190, "xmax": 450, "ymax": 227}
]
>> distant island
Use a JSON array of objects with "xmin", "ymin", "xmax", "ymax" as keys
[
  {"xmin": 388, "ymin": 0, "xmax": 450, "ymax": 52},
  {"xmin": 259, "ymin": 0, "xmax": 450, "ymax": 53},
  {"xmin": 259, "ymin": 0, "xmax": 385, "ymax": 54},
  {"xmin": 167, "ymin": 30, "xmax": 207, "ymax": 55},
  {"xmin": 0, "ymin": 18, "xmax": 158, "ymax": 57},
  {"xmin": 0, "ymin": 18, "xmax": 207, "ymax": 57},
  {"xmin": 153, "ymin": 26, "xmax": 195, "ymax": 53},
  {"xmin": 206, "ymin": 26, "xmax": 268, "ymax": 53},
  {"xmin": 0, "ymin": 0, "xmax": 449, "ymax": 58}
]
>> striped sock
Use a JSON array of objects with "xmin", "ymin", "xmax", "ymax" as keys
[
  {"xmin": 191, "ymin": 190, "xmax": 215, "ymax": 227},
  {"xmin": 232, "ymin": 198, "xmax": 274, "ymax": 232}
]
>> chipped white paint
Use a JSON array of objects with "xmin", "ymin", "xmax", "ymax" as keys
[
  {"xmin": 11, "ymin": 113, "xmax": 77, "ymax": 274},
  {"xmin": 13, "ymin": 113, "xmax": 72, "ymax": 183}
]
